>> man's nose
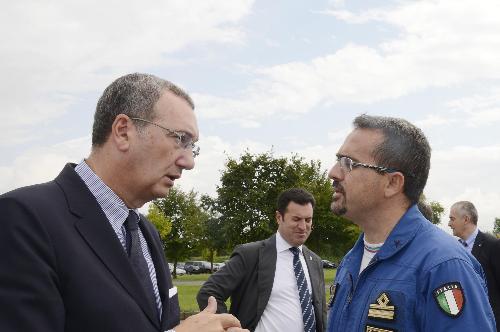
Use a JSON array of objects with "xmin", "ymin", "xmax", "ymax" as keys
[
  {"xmin": 177, "ymin": 148, "xmax": 196, "ymax": 170},
  {"xmin": 328, "ymin": 161, "xmax": 343, "ymax": 181},
  {"xmin": 297, "ymin": 221, "xmax": 307, "ymax": 230}
]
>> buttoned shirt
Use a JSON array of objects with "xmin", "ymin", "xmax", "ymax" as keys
[
  {"xmin": 462, "ymin": 227, "xmax": 479, "ymax": 254},
  {"xmin": 255, "ymin": 231, "xmax": 313, "ymax": 332},
  {"xmin": 75, "ymin": 160, "xmax": 162, "ymax": 316}
]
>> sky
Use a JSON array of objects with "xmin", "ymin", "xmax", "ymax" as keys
[{"xmin": 2, "ymin": 0, "xmax": 499, "ymax": 233}]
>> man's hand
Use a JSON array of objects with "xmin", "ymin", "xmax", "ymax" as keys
[{"xmin": 174, "ymin": 296, "xmax": 249, "ymax": 332}]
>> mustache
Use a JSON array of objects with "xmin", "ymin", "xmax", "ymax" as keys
[{"xmin": 332, "ymin": 180, "xmax": 344, "ymax": 193}]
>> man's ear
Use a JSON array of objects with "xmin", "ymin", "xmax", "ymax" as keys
[
  {"xmin": 384, "ymin": 172, "xmax": 405, "ymax": 198},
  {"xmin": 111, "ymin": 114, "xmax": 134, "ymax": 151},
  {"xmin": 275, "ymin": 211, "xmax": 282, "ymax": 225}
]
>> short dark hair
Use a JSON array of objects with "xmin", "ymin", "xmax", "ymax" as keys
[
  {"xmin": 417, "ymin": 200, "xmax": 433, "ymax": 222},
  {"xmin": 353, "ymin": 114, "xmax": 431, "ymax": 205},
  {"xmin": 92, "ymin": 73, "xmax": 194, "ymax": 146},
  {"xmin": 452, "ymin": 201, "xmax": 478, "ymax": 225},
  {"xmin": 277, "ymin": 188, "xmax": 316, "ymax": 215}
]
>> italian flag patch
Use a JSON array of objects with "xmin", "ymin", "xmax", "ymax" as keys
[{"xmin": 433, "ymin": 282, "xmax": 465, "ymax": 317}]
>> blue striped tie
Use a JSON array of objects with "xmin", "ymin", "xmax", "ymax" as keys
[
  {"xmin": 290, "ymin": 247, "xmax": 316, "ymax": 332},
  {"xmin": 125, "ymin": 211, "xmax": 159, "ymax": 321}
]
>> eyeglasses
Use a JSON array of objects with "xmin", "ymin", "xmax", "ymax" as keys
[
  {"xmin": 336, "ymin": 155, "xmax": 406, "ymax": 175},
  {"xmin": 130, "ymin": 117, "xmax": 200, "ymax": 157}
]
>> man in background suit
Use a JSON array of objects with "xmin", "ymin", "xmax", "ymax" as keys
[
  {"xmin": 197, "ymin": 188, "xmax": 327, "ymax": 332},
  {"xmin": 0, "ymin": 73, "xmax": 247, "ymax": 332},
  {"xmin": 449, "ymin": 200, "xmax": 500, "ymax": 329}
]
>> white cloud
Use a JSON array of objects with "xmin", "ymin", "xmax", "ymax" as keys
[
  {"xmin": 426, "ymin": 144, "xmax": 500, "ymax": 232},
  {"xmin": 198, "ymin": 0, "xmax": 500, "ymax": 126},
  {"xmin": 0, "ymin": 0, "xmax": 254, "ymax": 144},
  {"xmin": 445, "ymin": 89, "xmax": 500, "ymax": 127},
  {"xmin": 0, "ymin": 136, "xmax": 91, "ymax": 194},
  {"xmin": 415, "ymin": 114, "xmax": 455, "ymax": 130},
  {"xmin": 414, "ymin": 86, "xmax": 500, "ymax": 130}
]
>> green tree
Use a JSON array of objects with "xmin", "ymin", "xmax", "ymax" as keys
[
  {"xmin": 198, "ymin": 195, "xmax": 227, "ymax": 271},
  {"xmin": 212, "ymin": 150, "xmax": 359, "ymax": 258},
  {"xmin": 418, "ymin": 194, "xmax": 444, "ymax": 225},
  {"xmin": 148, "ymin": 187, "xmax": 204, "ymax": 278},
  {"xmin": 147, "ymin": 203, "xmax": 172, "ymax": 240},
  {"xmin": 494, "ymin": 217, "xmax": 500, "ymax": 236},
  {"xmin": 429, "ymin": 201, "xmax": 445, "ymax": 225}
]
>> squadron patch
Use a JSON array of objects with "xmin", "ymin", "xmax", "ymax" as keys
[
  {"xmin": 433, "ymin": 282, "xmax": 465, "ymax": 317},
  {"xmin": 368, "ymin": 292, "xmax": 395, "ymax": 321}
]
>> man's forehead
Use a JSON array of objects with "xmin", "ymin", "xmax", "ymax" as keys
[
  {"xmin": 338, "ymin": 128, "xmax": 384, "ymax": 159},
  {"xmin": 284, "ymin": 202, "xmax": 313, "ymax": 214},
  {"xmin": 154, "ymin": 91, "xmax": 199, "ymax": 137}
]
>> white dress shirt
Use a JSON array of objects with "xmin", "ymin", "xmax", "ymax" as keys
[{"xmin": 255, "ymin": 232, "xmax": 314, "ymax": 332}]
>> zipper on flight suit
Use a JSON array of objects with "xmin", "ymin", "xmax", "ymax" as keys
[{"xmin": 347, "ymin": 256, "xmax": 379, "ymax": 304}]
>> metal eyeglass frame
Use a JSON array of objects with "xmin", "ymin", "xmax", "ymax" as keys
[
  {"xmin": 336, "ymin": 155, "xmax": 412, "ymax": 177},
  {"xmin": 130, "ymin": 117, "xmax": 200, "ymax": 157}
]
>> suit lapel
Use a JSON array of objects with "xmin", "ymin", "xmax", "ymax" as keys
[
  {"xmin": 56, "ymin": 164, "xmax": 160, "ymax": 329},
  {"xmin": 303, "ymin": 247, "xmax": 320, "ymax": 307},
  {"xmin": 257, "ymin": 235, "xmax": 277, "ymax": 318},
  {"xmin": 472, "ymin": 231, "xmax": 484, "ymax": 257}
]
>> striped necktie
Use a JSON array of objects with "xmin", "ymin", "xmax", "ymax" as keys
[
  {"xmin": 125, "ymin": 211, "xmax": 159, "ymax": 321},
  {"xmin": 290, "ymin": 247, "xmax": 316, "ymax": 332}
]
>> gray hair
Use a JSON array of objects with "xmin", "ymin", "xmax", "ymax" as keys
[
  {"xmin": 353, "ymin": 114, "xmax": 431, "ymax": 205},
  {"xmin": 452, "ymin": 201, "xmax": 478, "ymax": 225},
  {"xmin": 92, "ymin": 73, "xmax": 194, "ymax": 146}
]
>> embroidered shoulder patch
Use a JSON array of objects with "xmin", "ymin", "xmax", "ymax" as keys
[{"xmin": 433, "ymin": 282, "xmax": 465, "ymax": 317}]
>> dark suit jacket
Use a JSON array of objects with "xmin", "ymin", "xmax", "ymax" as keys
[
  {"xmin": 472, "ymin": 230, "xmax": 500, "ymax": 328},
  {"xmin": 0, "ymin": 164, "xmax": 180, "ymax": 332},
  {"xmin": 197, "ymin": 234, "xmax": 327, "ymax": 331}
]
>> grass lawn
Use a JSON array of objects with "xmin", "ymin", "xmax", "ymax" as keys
[
  {"xmin": 324, "ymin": 268, "xmax": 336, "ymax": 284},
  {"xmin": 176, "ymin": 284, "xmax": 203, "ymax": 313},
  {"xmin": 173, "ymin": 269, "xmax": 337, "ymax": 314},
  {"xmin": 175, "ymin": 273, "xmax": 212, "ymax": 282}
]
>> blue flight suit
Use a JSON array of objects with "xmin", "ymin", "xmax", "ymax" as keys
[{"xmin": 327, "ymin": 205, "xmax": 496, "ymax": 331}]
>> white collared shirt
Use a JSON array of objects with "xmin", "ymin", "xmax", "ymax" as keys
[{"xmin": 255, "ymin": 232, "xmax": 314, "ymax": 332}]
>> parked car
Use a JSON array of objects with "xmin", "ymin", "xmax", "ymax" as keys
[
  {"xmin": 168, "ymin": 263, "xmax": 186, "ymax": 276},
  {"xmin": 321, "ymin": 259, "xmax": 337, "ymax": 269},
  {"xmin": 184, "ymin": 261, "xmax": 212, "ymax": 274},
  {"xmin": 213, "ymin": 262, "xmax": 225, "ymax": 271}
]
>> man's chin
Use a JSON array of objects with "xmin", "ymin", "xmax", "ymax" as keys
[
  {"xmin": 331, "ymin": 203, "xmax": 347, "ymax": 216},
  {"xmin": 152, "ymin": 187, "xmax": 171, "ymax": 200}
]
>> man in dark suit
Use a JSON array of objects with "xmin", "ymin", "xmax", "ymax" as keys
[
  {"xmin": 449, "ymin": 200, "xmax": 500, "ymax": 329},
  {"xmin": 0, "ymin": 73, "xmax": 247, "ymax": 332},
  {"xmin": 197, "ymin": 188, "xmax": 327, "ymax": 332}
]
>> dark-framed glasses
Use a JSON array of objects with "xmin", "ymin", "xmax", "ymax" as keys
[
  {"xmin": 130, "ymin": 117, "xmax": 200, "ymax": 157},
  {"xmin": 336, "ymin": 155, "xmax": 409, "ymax": 176}
]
